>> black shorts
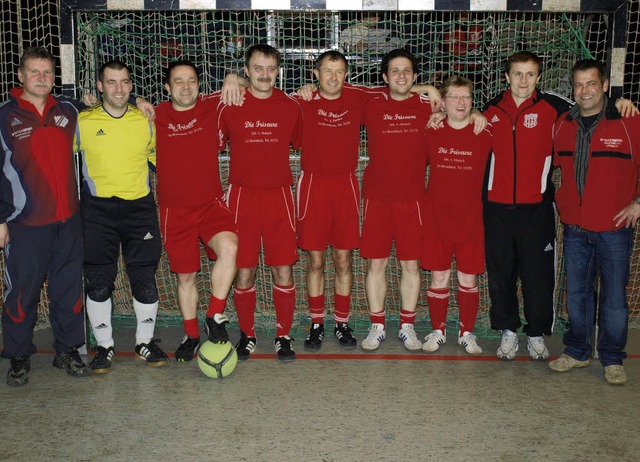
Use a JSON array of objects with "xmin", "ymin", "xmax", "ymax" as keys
[{"xmin": 81, "ymin": 193, "xmax": 161, "ymax": 269}]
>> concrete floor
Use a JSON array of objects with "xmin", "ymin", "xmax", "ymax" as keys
[{"xmin": 0, "ymin": 325, "xmax": 638, "ymax": 462}]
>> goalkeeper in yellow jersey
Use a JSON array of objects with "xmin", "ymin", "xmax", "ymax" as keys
[{"xmin": 75, "ymin": 60, "xmax": 168, "ymax": 373}]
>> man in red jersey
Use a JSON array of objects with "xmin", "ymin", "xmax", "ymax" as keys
[
  {"xmin": 295, "ymin": 51, "xmax": 383, "ymax": 351},
  {"xmin": 421, "ymin": 76, "xmax": 492, "ymax": 355},
  {"xmin": 483, "ymin": 51, "xmax": 637, "ymax": 361},
  {"xmin": 360, "ymin": 49, "xmax": 432, "ymax": 351},
  {"xmin": 155, "ymin": 61, "xmax": 239, "ymax": 362},
  {"xmin": 219, "ymin": 44, "xmax": 303, "ymax": 361}
]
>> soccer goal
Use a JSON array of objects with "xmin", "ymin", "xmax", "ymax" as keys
[{"xmin": 1, "ymin": 0, "xmax": 638, "ymax": 338}]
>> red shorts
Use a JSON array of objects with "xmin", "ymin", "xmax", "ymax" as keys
[
  {"xmin": 421, "ymin": 239, "xmax": 485, "ymax": 274},
  {"xmin": 160, "ymin": 198, "xmax": 237, "ymax": 274},
  {"xmin": 226, "ymin": 185, "xmax": 298, "ymax": 268},
  {"xmin": 360, "ymin": 198, "xmax": 423, "ymax": 260},
  {"xmin": 296, "ymin": 171, "xmax": 360, "ymax": 251}
]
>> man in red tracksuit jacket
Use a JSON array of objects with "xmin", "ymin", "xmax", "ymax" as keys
[
  {"xmin": 549, "ymin": 59, "xmax": 640, "ymax": 385},
  {"xmin": 0, "ymin": 47, "xmax": 89, "ymax": 386},
  {"xmin": 482, "ymin": 51, "xmax": 571, "ymax": 361}
]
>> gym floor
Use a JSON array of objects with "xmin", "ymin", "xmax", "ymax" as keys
[{"xmin": 1, "ymin": 324, "xmax": 638, "ymax": 461}]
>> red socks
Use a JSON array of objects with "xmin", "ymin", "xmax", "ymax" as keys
[
  {"xmin": 273, "ymin": 284, "xmax": 295, "ymax": 337},
  {"xmin": 458, "ymin": 284, "xmax": 479, "ymax": 334},
  {"xmin": 308, "ymin": 294, "xmax": 325, "ymax": 324},
  {"xmin": 427, "ymin": 287, "xmax": 450, "ymax": 332},
  {"xmin": 234, "ymin": 286, "xmax": 257, "ymax": 337}
]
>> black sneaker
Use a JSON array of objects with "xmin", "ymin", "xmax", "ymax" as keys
[
  {"xmin": 6, "ymin": 357, "xmax": 31, "ymax": 387},
  {"xmin": 304, "ymin": 323, "xmax": 324, "ymax": 350},
  {"xmin": 274, "ymin": 336, "xmax": 296, "ymax": 362},
  {"xmin": 135, "ymin": 338, "xmax": 169, "ymax": 367},
  {"xmin": 235, "ymin": 331, "xmax": 257, "ymax": 361},
  {"xmin": 90, "ymin": 346, "xmax": 115, "ymax": 374},
  {"xmin": 334, "ymin": 322, "xmax": 357, "ymax": 349},
  {"xmin": 53, "ymin": 347, "xmax": 90, "ymax": 377},
  {"xmin": 205, "ymin": 313, "xmax": 230, "ymax": 343},
  {"xmin": 175, "ymin": 335, "xmax": 200, "ymax": 362}
]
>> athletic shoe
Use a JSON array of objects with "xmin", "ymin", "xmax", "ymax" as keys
[
  {"xmin": 6, "ymin": 357, "xmax": 31, "ymax": 387},
  {"xmin": 274, "ymin": 336, "xmax": 296, "ymax": 362},
  {"xmin": 175, "ymin": 335, "xmax": 200, "ymax": 362},
  {"xmin": 304, "ymin": 323, "xmax": 324, "ymax": 350},
  {"xmin": 361, "ymin": 323, "xmax": 385, "ymax": 351},
  {"xmin": 53, "ymin": 347, "xmax": 90, "ymax": 377},
  {"xmin": 398, "ymin": 324, "xmax": 422, "ymax": 350},
  {"xmin": 422, "ymin": 329, "xmax": 446, "ymax": 352},
  {"xmin": 458, "ymin": 332, "xmax": 482, "ymax": 354},
  {"xmin": 205, "ymin": 313, "xmax": 230, "ymax": 343},
  {"xmin": 90, "ymin": 346, "xmax": 115, "ymax": 374},
  {"xmin": 496, "ymin": 329, "xmax": 518, "ymax": 360},
  {"xmin": 604, "ymin": 365, "xmax": 627, "ymax": 385},
  {"xmin": 334, "ymin": 322, "xmax": 357, "ymax": 349},
  {"xmin": 526, "ymin": 336, "xmax": 549, "ymax": 361},
  {"xmin": 548, "ymin": 353, "xmax": 589, "ymax": 372},
  {"xmin": 235, "ymin": 332, "xmax": 257, "ymax": 361},
  {"xmin": 135, "ymin": 339, "xmax": 169, "ymax": 367}
]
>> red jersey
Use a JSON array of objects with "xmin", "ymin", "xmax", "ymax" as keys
[
  {"xmin": 219, "ymin": 88, "xmax": 303, "ymax": 189},
  {"xmin": 424, "ymin": 123, "xmax": 493, "ymax": 242},
  {"xmin": 295, "ymin": 84, "xmax": 383, "ymax": 174},
  {"xmin": 155, "ymin": 94, "xmax": 223, "ymax": 208},
  {"xmin": 363, "ymin": 93, "xmax": 432, "ymax": 201}
]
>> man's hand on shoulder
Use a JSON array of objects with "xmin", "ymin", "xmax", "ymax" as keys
[
  {"xmin": 615, "ymin": 98, "xmax": 640, "ymax": 118},
  {"xmin": 426, "ymin": 111, "xmax": 446, "ymax": 130},
  {"xmin": 136, "ymin": 97, "xmax": 156, "ymax": 121},
  {"xmin": 469, "ymin": 110, "xmax": 488, "ymax": 135},
  {"xmin": 295, "ymin": 84, "xmax": 317, "ymax": 101},
  {"xmin": 221, "ymin": 74, "xmax": 247, "ymax": 106}
]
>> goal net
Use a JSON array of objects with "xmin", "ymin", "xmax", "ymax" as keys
[{"xmin": 2, "ymin": 3, "xmax": 639, "ymax": 339}]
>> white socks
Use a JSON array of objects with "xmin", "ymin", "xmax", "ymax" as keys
[
  {"xmin": 133, "ymin": 298, "xmax": 158, "ymax": 346},
  {"xmin": 86, "ymin": 296, "xmax": 114, "ymax": 348}
]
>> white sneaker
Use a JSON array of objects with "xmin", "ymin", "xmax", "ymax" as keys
[
  {"xmin": 422, "ymin": 329, "xmax": 446, "ymax": 352},
  {"xmin": 526, "ymin": 336, "xmax": 549, "ymax": 360},
  {"xmin": 497, "ymin": 329, "xmax": 518, "ymax": 360},
  {"xmin": 458, "ymin": 331, "xmax": 482, "ymax": 354},
  {"xmin": 398, "ymin": 324, "xmax": 422, "ymax": 350},
  {"xmin": 361, "ymin": 323, "xmax": 386, "ymax": 351}
]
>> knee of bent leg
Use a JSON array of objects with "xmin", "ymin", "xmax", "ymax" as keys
[
  {"xmin": 127, "ymin": 265, "xmax": 159, "ymax": 304},
  {"xmin": 216, "ymin": 233, "xmax": 238, "ymax": 263}
]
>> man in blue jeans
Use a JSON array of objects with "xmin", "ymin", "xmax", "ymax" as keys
[{"xmin": 550, "ymin": 59, "xmax": 640, "ymax": 385}]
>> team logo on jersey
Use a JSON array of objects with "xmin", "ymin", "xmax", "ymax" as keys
[
  {"xmin": 96, "ymin": 129, "xmax": 106, "ymax": 136},
  {"xmin": 600, "ymin": 137, "xmax": 623, "ymax": 149},
  {"xmin": 54, "ymin": 115, "xmax": 69, "ymax": 128},
  {"xmin": 523, "ymin": 113, "xmax": 538, "ymax": 128},
  {"xmin": 10, "ymin": 118, "xmax": 22, "ymax": 127},
  {"xmin": 491, "ymin": 114, "xmax": 500, "ymax": 123}
]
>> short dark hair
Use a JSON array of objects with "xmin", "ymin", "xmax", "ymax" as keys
[
  {"xmin": 505, "ymin": 51, "xmax": 542, "ymax": 75},
  {"xmin": 164, "ymin": 60, "xmax": 199, "ymax": 85},
  {"xmin": 98, "ymin": 60, "xmax": 131, "ymax": 82},
  {"xmin": 570, "ymin": 59, "xmax": 607, "ymax": 84},
  {"xmin": 19, "ymin": 47, "xmax": 55, "ymax": 70},
  {"xmin": 381, "ymin": 48, "xmax": 417, "ymax": 76},
  {"xmin": 441, "ymin": 75, "xmax": 474, "ymax": 98},
  {"xmin": 245, "ymin": 44, "xmax": 280, "ymax": 68},
  {"xmin": 314, "ymin": 50, "xmax": 348, "ymax": 71}
]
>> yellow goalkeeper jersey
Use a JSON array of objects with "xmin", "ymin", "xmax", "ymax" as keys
[{"xmin": 75, "ymin": 105, "xmax": 156, "ymax": 200}]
